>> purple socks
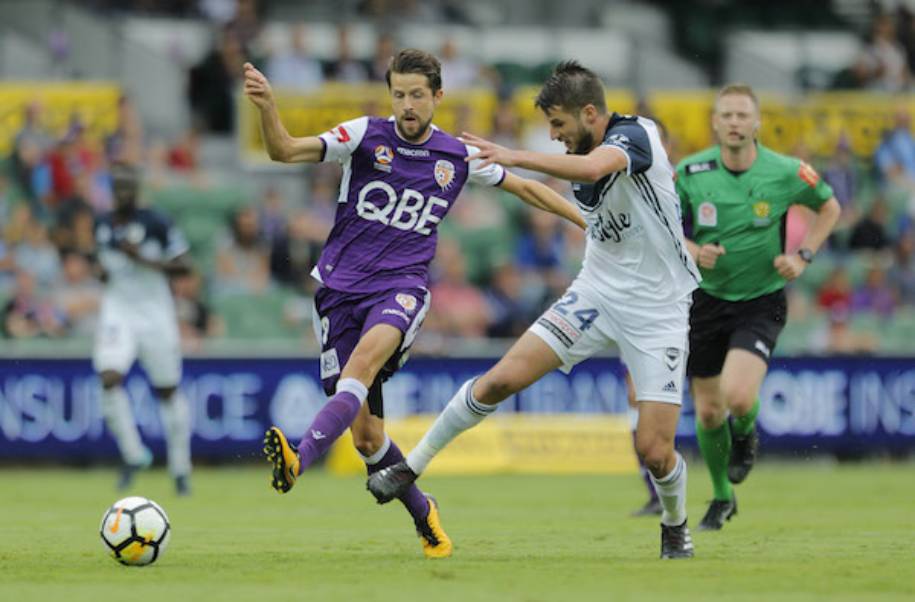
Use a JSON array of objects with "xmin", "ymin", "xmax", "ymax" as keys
[{"xmin": 296, "ymin": 379, "xmax": 368, "ymax": 472}]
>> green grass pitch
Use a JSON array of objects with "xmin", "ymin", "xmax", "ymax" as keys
[{"xmin": 0, "ymin": 461, "xmax": 912, "ymax": 601}]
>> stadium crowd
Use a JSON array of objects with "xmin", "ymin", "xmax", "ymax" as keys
[{"xmin": 2, "ymin": 4, "xmax": 915, "ymax": 355}]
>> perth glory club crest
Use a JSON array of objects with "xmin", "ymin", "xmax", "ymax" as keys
[{"xmin": 434, "ymin": 160, "xmax": 455, "ymax": 190}]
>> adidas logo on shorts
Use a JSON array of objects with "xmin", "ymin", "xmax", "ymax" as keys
[{"xmin": 662, "ymin": 381, "xmax": 678, "ymax": 393}]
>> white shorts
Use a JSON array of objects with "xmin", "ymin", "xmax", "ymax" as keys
[
  {"xmin": 528, "ymin": 280, "xmax": 690, "ymax": 404},
  {"xmin": 92, "ymin": 298, "xmax": 182, "ymax": 387}
]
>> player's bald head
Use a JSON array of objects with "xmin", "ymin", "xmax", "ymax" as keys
[{"xmin": 535, "ymin": 61, "xmax": 607, "ymax": 115}]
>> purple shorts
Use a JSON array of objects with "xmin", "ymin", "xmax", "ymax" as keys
[{"xmin": 312, "ymin": 286, "xmax": 430, "ymax": 410}]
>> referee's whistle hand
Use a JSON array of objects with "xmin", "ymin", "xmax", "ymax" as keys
[
  {"xmin": 773, "ymin": 254, "xmax": 805, "ymax": 281},
  {"xmin": 697, "ymin": 243, "xmax": 726, "ymax": 269}
]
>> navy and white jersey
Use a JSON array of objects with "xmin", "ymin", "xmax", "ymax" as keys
[
  {"xmin": 571, "ymin": 113, "xmax": 700, "ymax": 308},
  {"xmin": 94, "ymin": 208, "xmax": 189, "ymax": 307}
]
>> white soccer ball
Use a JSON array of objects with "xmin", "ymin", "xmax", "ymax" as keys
[{"xmin": 99, "ymin": 496, "xmax": 171, "ymax": 566}]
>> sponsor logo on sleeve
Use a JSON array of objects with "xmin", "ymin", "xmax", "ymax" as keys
[
  {"xmin": 697, "ymin": 201, "xmax": 717, "ymax": 227},
  {"xmin": 333, "ymin": 126, "xmax": 350, "ymax": 143},
  {"xmin": 373, "ymin": 145, "xmax": 394, "ymax": 172},
  {"xmin": 798, "ymin": 161, "xmax": 820, "ymax": 188}
]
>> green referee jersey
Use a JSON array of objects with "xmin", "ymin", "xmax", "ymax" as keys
[{"xmin": 675, "ymin": 144, "xmax": 834, "ymax": 301}]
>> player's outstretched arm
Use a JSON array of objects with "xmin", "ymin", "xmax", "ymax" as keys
[
  {"xmin": 243, "ymin": 62, "xmax": 323, "ymax": 163},
  {"xmin": 461, "ymin": 132, "xmax": 627, "ymax": 183},
  {"xmin": 499, "ymin": 171, "xmax": 586, "ymax": 230}
]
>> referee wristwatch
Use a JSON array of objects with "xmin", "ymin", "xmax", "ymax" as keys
[{"xmin": 797, "ymin": 248, "xmax": 814, "ymax": 264}]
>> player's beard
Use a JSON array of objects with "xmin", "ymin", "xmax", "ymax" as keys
[
  {"xmin": 396, "ymin": 114, "xmax": 432, "ymax": 143},
  {"xmin": 571, "ymin": 127, "xmax": 595, "ymax": 155}
]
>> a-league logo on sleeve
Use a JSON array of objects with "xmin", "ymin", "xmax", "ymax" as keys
[{"xmin": 395, "ymin": 293, "xmax": 417, "ymax": 313}]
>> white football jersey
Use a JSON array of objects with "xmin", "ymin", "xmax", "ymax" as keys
[
  {"xmin": 572, "ymin": 114, "xmax": 700, "ymax": 308},
  {"xmin": 95, "ymin": 208, "xmax": 188, "ymax": 311}
]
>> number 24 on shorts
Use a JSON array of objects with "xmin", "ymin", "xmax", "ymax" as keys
[{"xmin": 552, "ymin": 292, "xmax": 599, "ymax": 331}]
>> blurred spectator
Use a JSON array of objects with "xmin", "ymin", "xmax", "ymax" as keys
[
  {"xmin": 483, "ymin": 262, "xmax": 531, "ymax": 338},
  {"xmin": 15, "ymin": 217, "xmax": 61, "ymax": 290},
  {"xmin": 1, "ymin": 270, "xmax": 67, "ymax": 339},
  {"xmin": 258, "ymin": 186, "xmax": 288, "ymax": 243},
  {"xmin": 851, "ymin": 14, "xmax": 910, "ymax": 92},
  {"xmin": 266, "ymin": 24, "xmax": 324, "ymax": 92},
  {"xmin": 515, "ymin": 208, "xmax": 571, "ymax": 305},
  {"xmin": 816, "ymin": 266, "xmax": 853, "ymax": 312},
  {"xmin": 852, "ymin": 266, "xmax": 897, "ymax": 317},
  {"xmin": 849, "ymin": 199, "xmax": 891, "ymax": 251},
  {"xmin": 269, "ymin": 209, "xmax": 324, "ymax": 294},
  {"xmin": 188, "ymin": 27, "xmax": 246, "ymax": 133},
  {"xmin": 47, "ymin": 119, "xmax": 100, "ymax": 208},
  {"xmin": 490, "ymin": 100, "xmax": 521, "ymax": 149},
  {"xmin": 213, "ymin": 206, "xmax": 271, "ymax": 296},
  {"xmin": 887, "ymin": 229, "xmax": 915, "ymax": 304},
  {"xmin": 367, "ymin": 33, "xmax": 397, "ymax": 82},
  {"xmin": 50, "ymin": 250, "xmax": 101, "ymax": 337},
  {"xmin": 325, "ymin": 25, "xmax": 369, "ymax": 83},
  {"xmin": 0, "ymin": 239, "xmax": 16, "ymax": 299},
  {"xmin": 53, "ymin": 202, "xmax": 97, "ymax": 257},
  {"xmin": 813, "ymin": 306, "xmax": 878, "ymax": 355},
  {"xmin": 167, "ymin": 128, "xmax": 201, "ymax": 172},
  {"xmin": 105, "ymin": 95, "xmax": 144, "ymax": 166},
  {"xmin": 874, "ymin": 108, "xmax": 915, "ymax": 189},
  {"xmin": 172, "ymin": 270, "xmax": 223, "ymax": 348},
  {"xmin": 425, "ymin": 238, "xmax": 489, "ymax": 338},
  {"xmin": 822, "ymin": 138, "xmax": 858, "ymax": 226},
  {"xmin": 439, "ymin": 38, "xmax": 480, "ymax": 89}
]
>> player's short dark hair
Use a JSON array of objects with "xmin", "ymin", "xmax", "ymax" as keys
[
  {"xmin": 717, "ymin": 83, "xmax": 759, "ymax": 110},
  {"xmin": 534, "ymin": 60, "xmax": 607, "ymax": 115},
  {"xmin": 385, "ymin": 48, "xmax": 442, "ymax": 94}
]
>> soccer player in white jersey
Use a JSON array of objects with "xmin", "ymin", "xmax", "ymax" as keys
[
  {"xmin": 368, "ymin": 61, "xmax": 700, "ymax": 559},
  {"xmin": 93, "ymin": 163, "xmax": 193, "ymax": 495}
]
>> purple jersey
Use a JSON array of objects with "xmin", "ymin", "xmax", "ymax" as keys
[{"xmin": 314, "ymin": 116, "xmax": 506, "ymax": 293}]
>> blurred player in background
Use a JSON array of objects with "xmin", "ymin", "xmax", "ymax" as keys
[
  {"xmin": 676, "ymin": 84, "xmax": 840, "ymax": 530},
  {"xmin": 244, "ymin": 49, "xmax": 584, "ymax": 559},
  {"xmin": 93, "ymin": 163, "xmax": 194, "ymax": 495},
  {"xmin": 369, "ymin": 61, "xmax": 700, "ymax": 559}
]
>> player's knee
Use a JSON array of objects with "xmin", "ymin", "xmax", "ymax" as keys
[
  {"xmin": 721, "ymin": 381, "xmax": 756, "ymax": 412},
  {"xmin": 696, "ymin": 404, "xmax": 727, "ymax": 429},
  {"xmin": 99, "ymin": 371, "xmax": 123, "ymax": 390},
  {"xmin": 635, "ymin": 435, "xmax": 673, "ymax": 475}
]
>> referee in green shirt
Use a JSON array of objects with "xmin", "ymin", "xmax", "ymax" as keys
[{"xmin": 675, "ymin": 84, "xmax": 841, "ymax": 531}]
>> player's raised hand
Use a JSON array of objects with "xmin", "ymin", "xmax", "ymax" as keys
[
  {"xmin": 773, "ymin": 253, "xmax": 806, "ymax": 281},
  {"xmin": 697, "ymin": 243, "xmax": 726, "ymax": 269},
  {"xmin": 243, "ymin": 62, "xmax": 274, "ymax": 110},
  {"xmin": 459, "ymin": 132, "xmax": 521, "ymax": 168}
]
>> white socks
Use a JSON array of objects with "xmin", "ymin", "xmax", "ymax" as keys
[
  {"xmin": 650, "ymin": 452, "xmax": 688, "ymax": 526},
  {"xmin": 101, "ymin": 386, "xmax": 149, "ymax": 466},
  {"xmin": 406, "ymin": 379, "xmax": 496, "ymax": 474},
  {"xmin": 158, "ymin": 389, "xmax": 192, "ymax": 478}
]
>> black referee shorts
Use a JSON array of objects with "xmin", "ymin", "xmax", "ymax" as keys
[{"xmin": 686, "ymin": 288, "xmax": 787, "ymax": 379}]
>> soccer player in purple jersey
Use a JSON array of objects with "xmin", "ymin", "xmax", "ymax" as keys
[{"xmin": 243, "ymin": 49, "xmax": 584, "ymax": 559}]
